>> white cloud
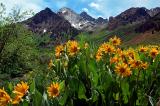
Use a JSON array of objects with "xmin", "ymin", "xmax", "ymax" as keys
[
  {"xmin": 89, "ymin": 2, "xmax": 101, "ymax": 11},
  {"xmin": 81, "ymin": 8, "xmax": 101, "ymax": 18},
  {"xmin": 82, "ymin": 8, "xmax": 89, "ymax": 12},
  {"xmin": 88, "ymin": 1, "xmax": 110, "ymax": 18},
  {"xmin": 87, "ymin": 0, "xmax": 160, "ymax": 18},
  {"xmin": 0, "ymin": 0, "xmax": 44, "ymax": 14},
  {"xmin": 1, "ymin": 0, "xmax": 159, "ymax": 19}
]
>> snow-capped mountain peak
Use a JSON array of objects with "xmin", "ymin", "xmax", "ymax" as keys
[{"xmin": 58, "ymin": 7, "xmax": 107, "ymax": 31}]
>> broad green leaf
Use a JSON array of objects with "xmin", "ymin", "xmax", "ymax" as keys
[
  {"xmin": 115, "ymin": 93, "xmax": 119, "ymax": 101},
  {"xmin": 30, "ymin": 79, "xmax": 35, "ymax": 94},
  {"xmin": 22, "ymin": 100, "xmax": 29, "ymax": 106},
  {"xmin": 92, "ymin": 90, "xmax": 99, "ymax": 102},
  {"xmin": 32, "ymin": 89, "xmax": 43, "ymax": 106},
  {"xmin": 60, "ymin": 80, "xmax": 65, "ymax": 92},
  {"xmin": 78, "ymin": 81, "xmax": 87, "ymax": 100},
  {"xmin": 8, "ymin": 82, "xmax": 13, "ymax": 92},
  {"xmin": 59, "ymin": 91, "xmax": 68, "ymax": 106},
  {"xmin": 42, "ymin": 92, "xmax": 49, "ymax": 106},
  {"xmin": 121, "ymin": 81, "xmax": 130, "ymax": 104},
  {"xmin": 88, "ymin": 61, "xmax": 98, "ymax": 87}
]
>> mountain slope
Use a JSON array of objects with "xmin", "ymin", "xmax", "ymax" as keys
[
  {"xmin": 80, "ymin": 12, "xmax": 108, "ymax": 24},
  {"xmin": 58, "ymin": 8, "xmax": 108, "ymax": 32},
  {"xmin": 95, "ymin": 17, "xmax": 108, "ymax": 24},
  {"xmin": 147, "ymin": 7, "xmax": 160, "ymax": 17},
  {"xmin": 58, "ymin": 7, "xmax": 96, "ymax": 31},
  {"xmin": 80, "ymin": 11, "xmax": 95, "ymax": 22},
  {"xmin": 24, "ymin": 8, "xmax": 79, "ymax": 37},
  {"xmin": 108, "ymin": 7, "xmax": 151, "ymax": 30},
  {"xmin": 136, "ymin": 12, "xmax": 160, "ymax": 33}
]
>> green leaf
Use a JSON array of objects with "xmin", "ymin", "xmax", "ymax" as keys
[
  {"xmin": 59, "ymin": 91, "xmax": 68, "ymax": 106},
  {"xmin": 115, "ymin": 93, "xmax": 119, "ymax": 101},
  {"xmin": 121, "ymin": 81, "xmax": 130, "ymax": 104},
  {"xmin": 32, "ymin": 89, "xmax": 43, "ymax": 106},
  {"xmin": 42, "ymin": 92, "xmax": 49, "ymax": 106},
  {"xmin": 8, "ymin": 82, "xmax": 13, "ymax": 92},
  {"xmin": 88, "ymin": 61, "xmax": 98, "ymax": 87},
  {"xmin": 60, "ymin": 80, "xmax": 65, "ymax": 92},
  {"xmin": 91, "ymin": 90, "xmax": 99, "ymax": 102},
  {"xmin": 22, "ymin": 100, "xmax": 29, "ymax": 106},
  {"xmin": 69, "ymin": 78, "xmax": 79, "ymax": 93},
  {"xmin": 30, "ymin": 79, "xmax": 36, "ymax": 94},
  {"xmin": 78, "ymin": 81, "xmax": 87, "ymax": 100}
]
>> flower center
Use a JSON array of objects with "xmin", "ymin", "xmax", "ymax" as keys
[
  {"xmin": 120, "ymin": 67, "xmax": 125, "ymax": 73},
  {"xmin": 52, "ymin": 88, "xmax": 58, "ymax": 95}
]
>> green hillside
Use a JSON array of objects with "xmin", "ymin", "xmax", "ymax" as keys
[{"xmin": 76, "ymin": 23, "xmax": 160, "ymax": 46}]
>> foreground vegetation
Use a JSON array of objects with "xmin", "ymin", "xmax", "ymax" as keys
[{"xmin": 0, "ymin": 36, "xmax": 160, "ymax": 106}]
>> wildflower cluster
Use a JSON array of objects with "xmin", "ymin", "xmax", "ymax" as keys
[
  {"xmin": 1, "ymin": 36, "xmax": 160, "ymax": 106},
  {"xmin": 0, "ymin": 81, "xmax": 29, "ymax": 105},
  {"xmin": 96, "ymin": 36, "xmax": 159, "ymax": 77},
  {"xmin": 0, "ymin": 81, "xmax": 60, "ymax": 106},
  {"xmin": 12, "ymin": 82, "xmax": 29, "ymax": 104},
  {"xmin": 54, "ymin": 40, "xmax": 80, "ymax": 59}
]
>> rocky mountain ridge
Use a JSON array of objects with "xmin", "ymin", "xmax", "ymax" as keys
[
  {"xmin": 24, "ymin": 8, "xmax": 78, "ymax": 37},
  {"xmin": 58, "ymin": 7, "xmax": 108, "ymax": 31},
  {"xmin": 24, "ymin": 6, "xmax": 160, "ymax": 36},
  {"xmin": 108, "ymin": 7, "xmax": 160, "ymax": 30}
]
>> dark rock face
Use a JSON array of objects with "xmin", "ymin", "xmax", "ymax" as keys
[
  {"xmin": 24, "ymin": 8, "xmax": 79, "ymax": 37},
  {"xmin": 147, "ymin": 7, "xmax": 160, "ymax": 17},
  {"xmin": 135, "ymin": 12, "xmax": 160, "ymax": 33},
  {"xmin": 95, "ymin": 17, "xmax": 108, "ymax": 24},
  {"xmin": 80, "ymin": 11, "xmax": 96, "ymax": 22},
  {"xmin": 80, "ymin": 12, "xmax": 108, "ymax": 25},
  {"xmin": 108, "ymin": 7, "xmax": 151, "ymax": 30}
]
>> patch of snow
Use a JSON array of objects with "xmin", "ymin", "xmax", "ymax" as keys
[
  {"xmin": 71, "ymin": 23, "xmax": 76, "ymax": 28},
  {"xmin": 43, "ymin": 29, "xmax": 47, "ymax": 33},
  {"xmin": 62, "ymin": 10, "xmax": 66, "ymax": 14}
]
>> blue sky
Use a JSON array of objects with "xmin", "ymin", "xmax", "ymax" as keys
[{"xmin": 1, "ymin": 0, "xmax": 160, "ymax": 18}]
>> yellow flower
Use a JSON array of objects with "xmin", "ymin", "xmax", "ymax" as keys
[
  {"xmin": 106, "ymin": 45, "xmax": 115, "ymax": 53},
  {"xmin": 13, "ymin": 81, "xmax": 29, "ymax": 97},
  {"xmin": 126, "ymin": 49, "xmax": 135, "ymax": 59},
  {"xmin": 0, "ymin": 88, "xmax": 11, "ymax": 106},
  {"xmin": 48, "ymin": 59, "xmax": 55, "ymax": 69},
  {"xmin": 139, "ymin": 46, "xmax": 148, "ymax": 53},
  {"xmin": 141, "ymin": 62, "xmax": 148, "ymax": 69},
  {"xmin": 119, "ymin": 51, "xmax": 126, "ymax": 60},
  {"xmin": 129, "ymin": 59, "xmax": 142, "ymax": 69},
  {"xmin": 84, "ymin": 43, "xmax": 89, "ymax": 49},
  {"xmin": 150, "ymin": 48, "xmax": 159, "ymax": 58},
  {"xmin": 67, "ymin": 40, "xmax": 80, "ymax": 56},
  {"xmin": 116, "ymin": 48, "xmax": 122, "ymax": 54},
  {"xmin": 110, "ymin": 56, "xmax": 119, "ymax": 64},
  {"xmin": 55, "ymin": 45, "xmax": 64, "ymax": 58},
  {"xmin": 47, "ymin": 82, "xmax": 60, "ymax": 98},
  {"xmin": 96, "ymin": 52, "xmax": 103, "ymax": 61},
  {"xmin": 96, "ymin": 47, "xmax": 104, "ymax": 61},
  {"xmin": 96, "ymin": 43, "xmax": 116, "ymax": 62},
  {"xmin": 100, "ymin": 43, "xmax": 115, "ymax": 54},
  {"xmin": 12, "ymin": 95, "xmax": 22, "ymax": 105},
  {"xmin": 115, "ymin": 63, "xmax": 131, "ymax": 77},
  {"xmin": 109, "ymin": 36, "xmax": 121, "ymax": 46}
]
